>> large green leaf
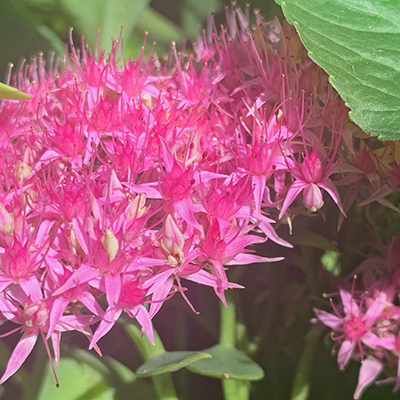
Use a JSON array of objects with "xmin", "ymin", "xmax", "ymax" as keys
[
  {"xmin": 187, "ymin": 345, "xmax": 264, "ymax": 381},
  {"xmin": 35, "ymin": 350, "xmax": 153, "ymax": 400},
  {"xmin": 57, "ymin": 0, "xmax": 150, "ymax": 52},
  {"xmin": 136, "ymin": 351, "xmax": 211, "ymax": 377},
  {"xmin": 276, "ymin": 0, "xmax": 400, "ymax": 140},
  {"xmin": 37, "ymin": 353, "xmax": 116, "ymax": 400}
]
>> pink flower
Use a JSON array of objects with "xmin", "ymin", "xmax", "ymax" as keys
[
  {"xmin": 279, "ymin": 148, "xmax": 345, "ymax": 218},
  {"xmin": 0, "ymin": 289, "xmax": 99, "ymax": 384},
  {"xmin": 354, "ymin": 357, "xmax": 383, "ymax": 399},
  {"xmin": 0, "ymin": 4, "xmax": 351, "ymax": 384},
  {"xmin": 314, "ymin": 288, "xmax": 395, "ymax": 370}
]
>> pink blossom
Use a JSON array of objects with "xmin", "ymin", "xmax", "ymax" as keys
[
  {"xmin": 0, "ymin": 5, "xmax": 350, "ymax": 384},
  {"xmin": 279, "ymin": 148, "xmax": 344, "ymax": 218},
  {"xmin": 314, "ymin": 288, "xmax": 395, "ymax": 370}
]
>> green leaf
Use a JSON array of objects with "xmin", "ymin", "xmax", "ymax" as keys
[
  {"xmin": 0, "ymin": 82, "xmax": 31, "ymax": 100},
  {"xmin": 187, "ymin": 345, "xmax": 264, "ymax": 381},
  {"xmin": 275, "ymin": 0, "xmax": 400, "ymax": 140},
  {"xmin": 136, "ymin": 351, "xmax": 211, "ymax": 377},
  {"xmin": 36, "ymin": 350, "xmax": 158, "ymax": 400},
  {"xmin": 37, "ymin": 352, "xmax": 116, "ymax": 400},
  {"xmin": 58, "ymin": 0, "xmax": 150, "ymax": 52}
]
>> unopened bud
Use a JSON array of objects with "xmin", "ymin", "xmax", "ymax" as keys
[
  {"xmin": 142, "ymin": 92, "xmax": 153, "ymax": 110},
  {"xmin": 101, "ymin": 229, "xmax": 119, "ymax": 262},
  {"xmin": 0, "ymin": 203, "xmax": 14, "ymax": 234},
  {"xmin": 14, "ymin": 161, "xmax": 32, "ymax": 184},
  {"xmin": 23, "ymin": 300, "xmax": 48, "ymax": 328},
  {"xmin": 127, "ymin": 194, "xmax": 148, "ymax": 218},
  {"xmin": 303, "ymin": 183, "xmax": 324, "ymax": 212}
]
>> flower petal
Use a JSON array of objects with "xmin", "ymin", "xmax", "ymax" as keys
[
  {"xmin": 354, "ymin": 357, "xmax": 383, "ymax": 399},
  {"xmin": 338, "ymin": 339, "xmax": 356, "ymax": 370},
  {"xmin": 0, "ymin": 332, "xmax": 38, "ymax": 384}
]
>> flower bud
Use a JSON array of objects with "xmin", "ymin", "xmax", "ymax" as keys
[
  {"xmin": 0, "ymin": 203, "xmax": 14, "ymax": 235},
  {"xmin": 303, "ymin": 183, "xmax": 324, "ymax": 212},
  {"xmin": 101, "ymin": 229, "xmax": 119, "ymax": 262},
  {"xmin": 23, "ymin": 300, "xmax": 48, "ymax": 328},
  {"xmin": 161, "ymin": 215, "xmax": 185, "ymax": 264},
  {"xmin": 14, "ymin": 161, "xmax": 32, "ymax": 185},
  {"xmin": 127, "ymin": 194, "xmax": 148, "ymax": 218}
]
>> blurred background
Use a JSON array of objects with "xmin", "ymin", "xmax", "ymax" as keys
[{"xmin": 0, "ymin": 0, "xmax": 282, "ymax": 80}]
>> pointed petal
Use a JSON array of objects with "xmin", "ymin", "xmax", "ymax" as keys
[
  {"xmin": 53, "ymin": 265, "xmax": 99, "ymax": 296},
  {"xmin": 0, "ymin": 332, "xmax": 38, "ymax": 384},
  {"xmin": 104, "ymin": 274, "xmax": 121, "ymax": 320},
  {"xmin": 148, "ymin": 277, "xmax": 174, "ymax": 318},
  {"xmin": 258, "ymin": 220, "xmax": 293, "ymax": 248},
  {"xmin": 339, "ymin": 289, "xmax": 358, "ymax": 316},
  {"xmin": 159, "ymin": 137, "xmax": 174, "ymax": 172},
  {"xmin": 226, "ymin": 253, "xmax": 283, "ymax": 265},
  {"xmin": 134, "ymin": 306, "xmax": 154, "ymax": 345},
  {"xmin": 313, "ymin": 308, "xmax": 342, "ymax": 330},
  {"xmin": 19, "ymin": 276, "xmax": 42, "ymax": 302},
  {"xmin": 362, "ymin": 332, "xmax": 395, "ymax": 351},
  {"xmin": 364, "ymin": 294, "xmax": 387, "ymax": 324},
  {"xmin": 56, "ymin": 315, "xmax": 100, "ymax": 332},
  {"xmin": 47, "ymin": 297, "xmax": 70, "ymax": 339},
  {"xmin": 278, "ymin": 180, "xmax": 305, "ymax": 219},
  {"xmin": 319, "ymin": 179, "xmax": 345, "ymax": 215},
  {"xmin": 51, "ymin": 331, "xmax": 61, "ymax": 366},
  {"xmin": 89, "ymin": 309, "xmax": 122, "ymax": 350},
  {"xmin": 72, "ymin": 218, "xmax": 89, "ymax": 254},
  {"xmin": 142, "ymin": 269, "xmax": 174, "ymax": 294},
  {"xmin": 77, "ymin": 291, "xmax": 105, "ymax": 318},
  {"xmin": 354, "ymin": 357, "xmax": 383, "ymax": 399},
  {"xmin": 174, "ymin": 197, "xmax": 203, "ymax": 233},
  {"xmin": 338, "ymin": 339, "xmax": 356, "ymax": 370},
  {"xmin": 252, "ymin": 175, "xmax": 266, "ymax": 213}
]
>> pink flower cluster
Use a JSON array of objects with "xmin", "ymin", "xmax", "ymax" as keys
[
  {"xmin": 314, "ymin": 239, "xmax": 400, "ymax": 399},
  {"xmin": 0, "ymin": 6, "xmax": 347, "ymax": 384}
]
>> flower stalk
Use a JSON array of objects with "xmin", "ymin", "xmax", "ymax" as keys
[{"xmin": 220, "ymin": 295, "xmax": 250, "ymax": 400}]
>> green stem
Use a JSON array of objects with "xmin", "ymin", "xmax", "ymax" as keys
[
  {"xmin": 125, "ymin": 323, "xmax": 178, "ymax": 400},
  {"xmin": 290, "ymin": 334, "xmax": 320, "ymax": 400},
  {"xmin": 219, "ymin": 295, "xmax": 249, "ymax": 400},
  {"xmin": 219, "ymin": 297, "xmax": 236, "ymax": 347}
]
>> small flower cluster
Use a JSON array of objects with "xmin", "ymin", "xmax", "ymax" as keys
[
  {"xmin": 0, "ymin": 6, "xmax": 349, "ymax": 384},
  {"xmin": 314, "ymin": 239, "xmax": 400, "ymax": 399}
]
